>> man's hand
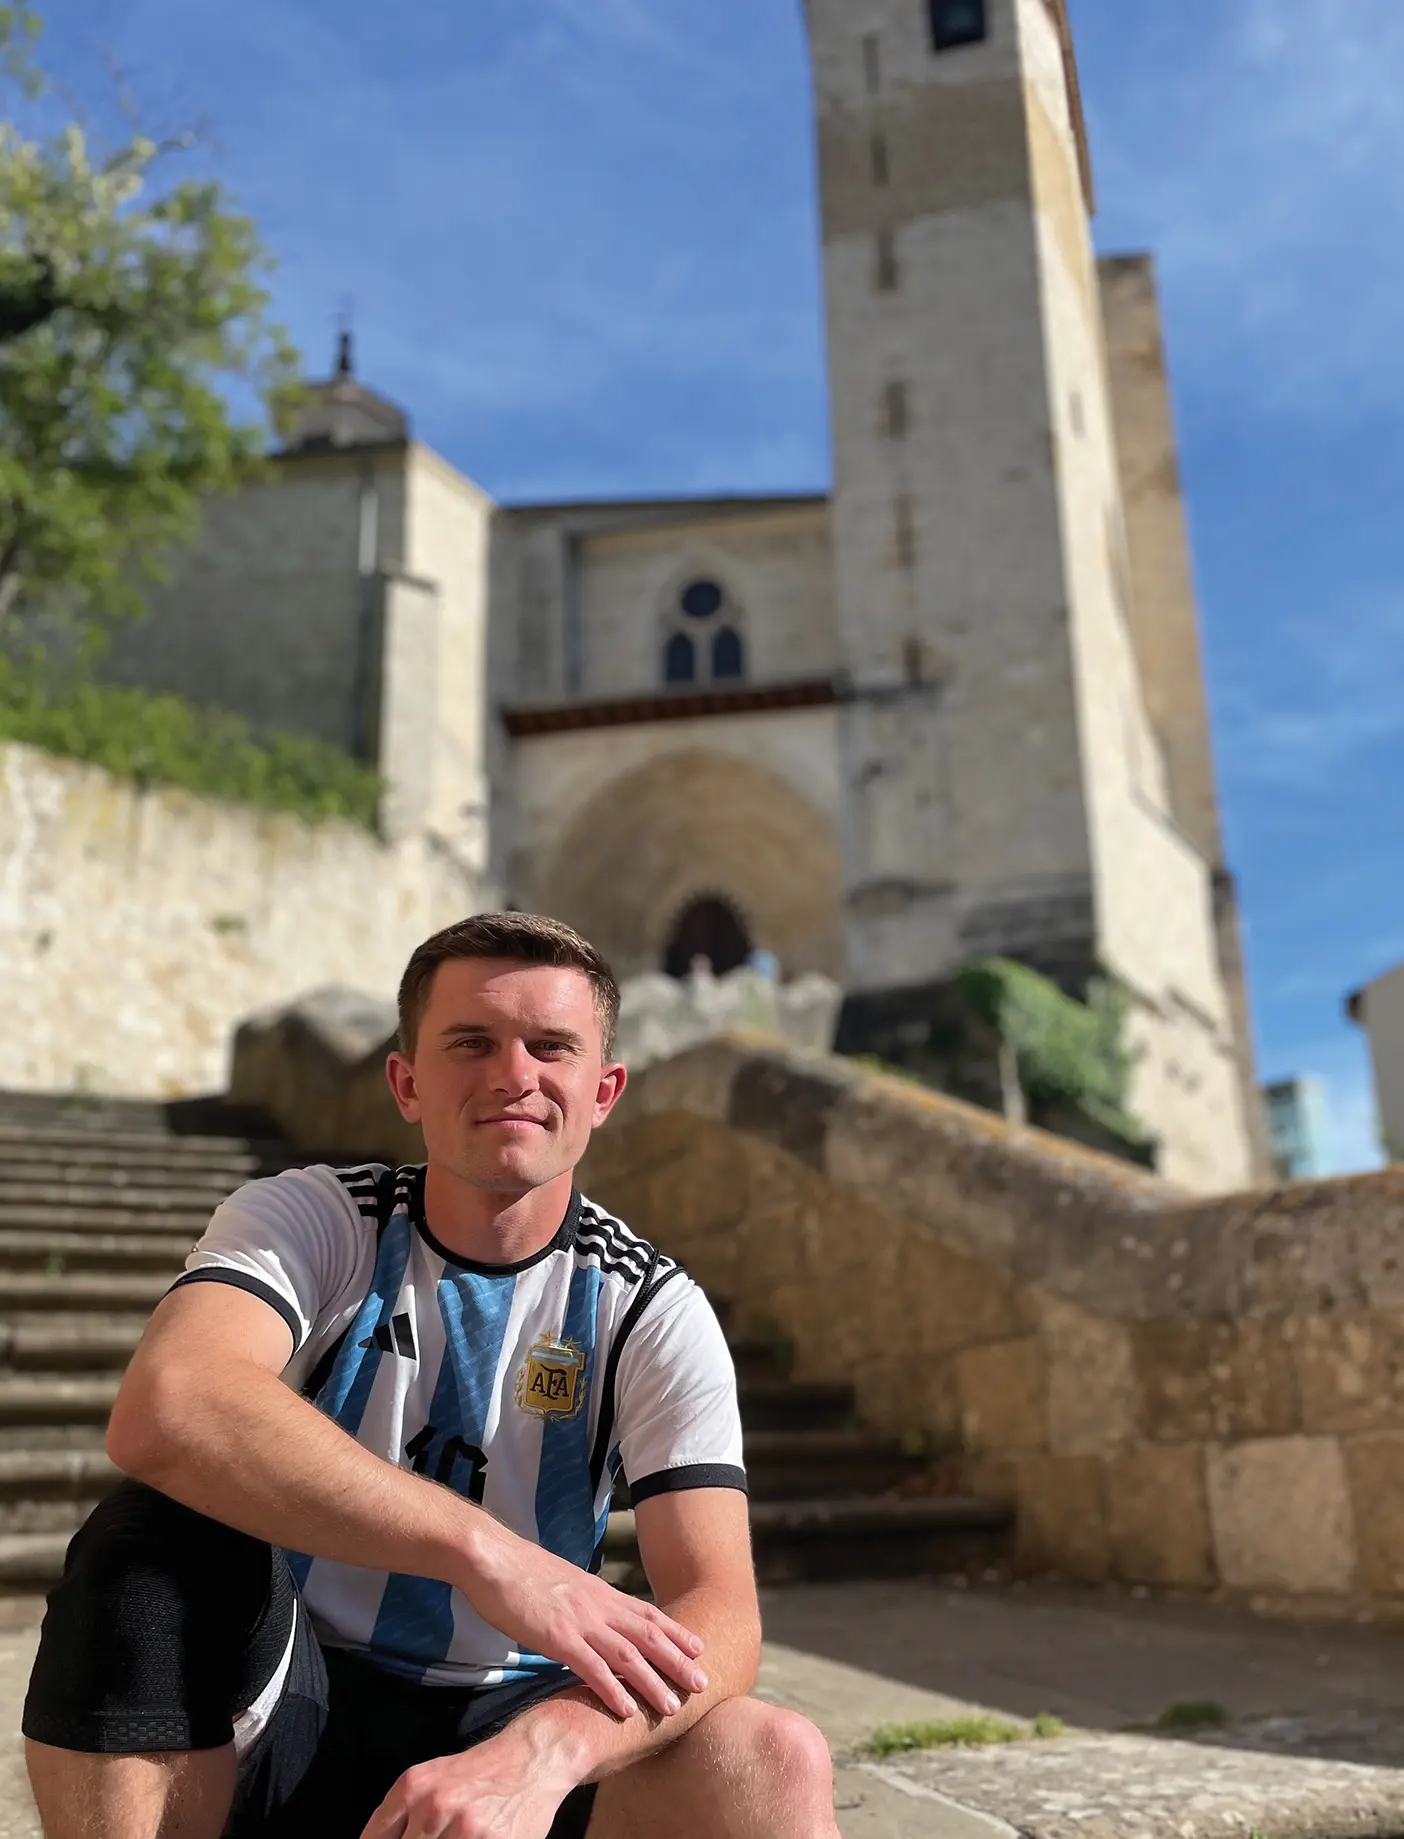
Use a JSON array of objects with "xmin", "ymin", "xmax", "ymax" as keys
[
  {"xmin": 362, "ymin": 1719, "xmax": 585, "ymax": 1839},
  {"xmin": 457, "ymin": 1516, "xmax": 708, "ymax": 1722}
]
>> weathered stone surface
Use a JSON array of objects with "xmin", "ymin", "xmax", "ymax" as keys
[
  {"xmin": 1207, "ymin": 1438, "xmax": 1356, "ymax": 1595},
  {"xmin": 593, "ymin": 1041, "xmax": 1404, "ymax": 1602},
  {"xmin": 0, "ymin": 744, "xmax": 487, "ymax": 1102},
  {"xmin": 889, "ymin": 1731, "xmax": 1404, "ymax": 1839},
  {"xmin": 230, "ymin": 986, "xmax": 423, "ymax": 1162},
  {"xmin": 958, "ymin": 1340, "xmax": 1045, "ymax": 1454},
  {"xmin": 1013, "ymin": 1455, "xmax": 1109, "ymax": 1582},
  {"xmin": 1040, "ymin": 1298, "xmax": 1135, "ymax": 1456},
  {"xmin": 1134, "ymin": 1318, "xmax": 1299, "ymax": 1443},
  {"xmin": 1294, "ymin": 1315, "xmax": 1404, "ymax": 1436},
  {"xmin": 1343, "ymin": 1435, "xmax": 1404, "ymax": 1598},
  {"xmin": 1106, "ymin": 1441, "xmax": 1215, "ymax": 1588}
]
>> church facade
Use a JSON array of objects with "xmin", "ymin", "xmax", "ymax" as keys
[{"xmin": 105, "ymin": 0, "xmax": 1265, "ymax": 1192}]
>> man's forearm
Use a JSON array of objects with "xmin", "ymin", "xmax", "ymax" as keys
[
  {"xmin": 485, "ymin": 1584, "xmax": 761, "ymax": 1787},
  {"xmin": 110, "ymin": 1350, "xmax": 487, "ymax": 1588}
]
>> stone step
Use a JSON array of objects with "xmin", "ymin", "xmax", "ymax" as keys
[
  {"xmin": 0, "ymin": 1447, "xmax": 119, "ymax": 1498},
  {"xmin": 0, "ymin": 1315, "xmax": 150, "ymax": 1371},
  {"xmin": 0, "ymin": 1231, "xmax": 193, "ymax": 1274},
  {"xmin": 0, "ymin": 1180, "xmax": 246, "ymax": 1215},
  {"xmin": 0, "ymin": 1202, "xmax": 215, "ymax": 1237},
  {"xmin": 0, "ymin": 1273, "xmax": 169, "ymax": 1312},
  {"xmin": 736, "ymin": 1430, "xmax": 928, "ymax": 1501},
  {"xmin": 0, "ymin": 1124, "xmax": 285, "ymax": 1168},
  {"xmin": 0, "ymin": 1131, "xmax": 276, "ymax": 1167},
  {"xmin": 0, "ymin": 1094, "xmax": 275, "ymax": 1138},
  {"xmin": 737, "ymin": 1377, "xmax": 854, "ymax": 1433},
  {"xmin": 727, "ymin": 1337, "xmax": 789, "ymax": 1384},
  {"xmin": 0, "ymin": 1373, "xmax": 120, "ymax": 1425},
  {"xmin": 0, "ymin": 1529, "xmax": 79, "ymax": 1583},
  {"xmin": 609, "ymin": 1493, "xmax": 1014, "ymax": 1585}
]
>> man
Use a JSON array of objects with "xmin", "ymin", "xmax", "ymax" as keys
[{"xmin": 23, "ymin": 914, "xmax": 840, "ymax": 1838}]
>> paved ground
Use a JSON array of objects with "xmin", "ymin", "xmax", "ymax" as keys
[{"xmin": 8, "ymin": 1581, "xmax": 1404, "ymax": 1835}]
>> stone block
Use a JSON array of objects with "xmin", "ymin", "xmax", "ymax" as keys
[
  {"xmin": 1013, "ymin": 1454, "xmax": 1110, "ymax": 1582},
  {"xmin": 1106, "ymin": 1443, "xmax": 1214, "ymax": 1588},
  {"xmin": 1040, "ymin": 1297, "xmax": 1136, "ymax": 1456},
  {"xmin": 229, "ymin": 986, "xmax": 423, "ymax": 1162},
  {"xmin": 1344, "ymin": 1435, "xmax": 1404, "ymax": 1597},
  {"xmin": 1294, "ymin": 1314, "xmax": 1404, "ymax": 1436},
  {"xmin": 958, "ymin": 1339, "xmax": 1045, "ymax": 1453},
  {"xmin": 1133, "ymin": 1320, "xmax": 1298, "ymax": 1443},
  {"xmin": 1206, "ymin": 1437, "xmax": 1356, "ymax": 1596}
]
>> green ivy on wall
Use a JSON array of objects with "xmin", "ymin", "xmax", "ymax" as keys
[
  {"xmin": 955, "ymin": 957, "xmax": 1156, "ymax": 1162},
  {"xmin": 0, "ymin": 652, "xmax": 381, "ymax": 829}
]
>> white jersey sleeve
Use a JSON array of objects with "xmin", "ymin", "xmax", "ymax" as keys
[
  {"xmin": 611, "ymin": 1275, "xmax": 746, "ymax": 1504},
  {"xmin": 171, "ymin": 1164, "xmax": 372, "ymax": 1354}
]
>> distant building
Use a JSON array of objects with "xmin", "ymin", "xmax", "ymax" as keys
[
  {"xmin": 1348, "ymin": 963, "xmax": 1404, "ymax": 1163},
  {"xmin": 1262, "ymin": 1077, "xmax": 1333, "ymax": 1181}
]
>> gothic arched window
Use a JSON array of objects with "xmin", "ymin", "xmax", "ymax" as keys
[
  {"xmin": 662, "ymin": 577, "xmax": 747, "ymax": 688},
  {"xmin": 712, "ymin": 627, "xmax": 744, "ymax": 681},
  {"xmin": 664, "ymin": 632, "xmax": 696, "ymax": 684}
]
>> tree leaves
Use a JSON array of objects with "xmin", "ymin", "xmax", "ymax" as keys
[{"xmin": 0, "ymin": 14, "xmax": 300, "ymax": 628}]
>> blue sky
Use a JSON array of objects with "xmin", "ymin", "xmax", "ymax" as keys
[{"xmin": 35, "ymin": 0, "xmax": 1402, "ymax": 1171}]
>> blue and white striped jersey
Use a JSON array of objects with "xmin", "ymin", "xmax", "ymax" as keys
[{"xmin": 173, "ymin": 1164, "xmax": 744, "ymax": 1687}]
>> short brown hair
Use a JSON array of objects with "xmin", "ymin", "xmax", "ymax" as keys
[{"xmin": 397, "ymin": 912, "xmax": 621, "ymax": 1059}]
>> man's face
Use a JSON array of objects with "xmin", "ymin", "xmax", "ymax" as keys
[{"xmin": 385, "ymin": 957, "xmax": 625, "ymax": 1194}]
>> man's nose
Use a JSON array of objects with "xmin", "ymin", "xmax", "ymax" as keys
[{"xmin": 488, "ymin": 1040, "xmax": 539, "ymax": 1092}]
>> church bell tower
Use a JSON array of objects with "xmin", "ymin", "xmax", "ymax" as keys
[{"xmin": 804, "ymin": 0, "xmax": 1258, "ymax": 1189}]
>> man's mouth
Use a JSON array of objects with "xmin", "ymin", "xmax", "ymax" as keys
[{"xmin": 476, "ymin": 1114, "xmax": 548, "ymax": 1129}]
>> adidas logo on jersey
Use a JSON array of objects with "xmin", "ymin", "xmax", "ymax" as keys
[{"xmin": 360, "ymin": 1312, "xmax": 417, "ymax": 1360}]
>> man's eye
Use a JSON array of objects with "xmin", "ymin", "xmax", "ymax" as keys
[
  {"xmin": 533, "ymin": 1041, "xmax": 572, "ymax": 1058},
  {"xmin": 451, "ymin": 1037, "xmax": 491, "ymax": 1052}
]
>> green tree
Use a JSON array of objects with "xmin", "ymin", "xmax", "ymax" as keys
[{"xmin": 0, "ymin": 4, "xmax": 300, "ymax": 625}]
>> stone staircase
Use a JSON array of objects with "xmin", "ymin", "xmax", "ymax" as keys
[{"xmin": 0, "ymin": 1092, "xmax": 1013, "ymax": 1589}]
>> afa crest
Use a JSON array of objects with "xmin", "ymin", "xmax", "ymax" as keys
[{"xmin": 516, "ymin": 1337, "xmax": 587, "ymax": 1421}]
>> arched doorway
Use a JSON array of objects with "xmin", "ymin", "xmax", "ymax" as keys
[{"xmin": 664, "ymin": 896, "xmax": 751, "ymax": 980}]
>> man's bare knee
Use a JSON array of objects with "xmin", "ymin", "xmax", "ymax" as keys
[
  {"xmin": 704, "ymin": 1697, "xmax": 835, "ymax": 1797},
  {"xmin": 25, "ymin": 1738, "xmax": 236, "ymax": 1839}
]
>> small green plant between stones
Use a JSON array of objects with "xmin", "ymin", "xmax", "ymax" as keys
[
  {"xmin": 864, "ymin": 1713, "xmax": 1064, "ymax": 1757},
  {"xmin": 1153, "ymin": 1700, "xmax": 1229, "ymax": 1732}
]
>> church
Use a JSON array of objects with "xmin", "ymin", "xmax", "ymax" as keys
[{"xmin": 103, "ymin": 0, "xmax": 1264, "ymax": 1193}]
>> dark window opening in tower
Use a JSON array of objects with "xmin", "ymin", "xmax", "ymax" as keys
[
  {"xmin": 862, "ymin": 32, "xmax": 882, "ymax": 94},
  {"xmin": 680, "ymin": 579, "xmax": 724, "ymax": 620},
  {"xmin": 895, "ymin": 496, "xmax": 917, "ymax": 569},
  {"xmin": 870, "ymin": 133, "xmax": 890, "ymax": 187},
  {"xmin": 930, "ymin": 0, "xmax": 987, "ymax": 52},
  {"xmin": 664, "ymin": 896, "xmax": 752, "ymax": 980},
  {"xmin": 712, "ymin": 627, "xmax": 744, "ymax": 681},
  {"xmin": 884, "ymin": 379, "xmax": 909, "ymax": 439},
  {"xmin": 665, "ymin": 632, "xmax": 696, "ymax": 684},
  {"xmin": 875, "ymin": 229, "xmax": 899, "ymax": 293}
]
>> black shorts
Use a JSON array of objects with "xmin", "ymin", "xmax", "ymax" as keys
[{"xmin": 23, "ymin": 1481, "xmax": 597, "ymax": 1838}]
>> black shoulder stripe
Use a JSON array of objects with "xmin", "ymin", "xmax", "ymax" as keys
[
  {"xmin": 588, "ymin": 1257, "xmax": 686, "ymax": 1494},
  {"xmin": 629, "ymin": 1464, "xmax": 748, "ymax": 1505},
  {"xmin": 169, "ymin": 1268, "xmax": 302, "ymax": 1349}
]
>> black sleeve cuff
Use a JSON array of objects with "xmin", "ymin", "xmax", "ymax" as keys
[
  {"xmin": 168, "ymin": 1269, "xmax": 303, "ymax": 1350},
  {"xmin": 628, "ymin": 1463, "xmax": 748, "ymax": 1505}
]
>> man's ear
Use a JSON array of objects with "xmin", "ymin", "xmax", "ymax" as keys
[
  {"xmin": 385, "ymin": 1051, "xmax": 423, "ymax": 1123},
  {"xmin": 592, "ymin": 1061, "xmax": 628, "ymax": 1129}
]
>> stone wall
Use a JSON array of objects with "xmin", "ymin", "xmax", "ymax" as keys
[
  {"xmin": 582, "ymin": 1034, "xmax": 1404, "ymax": 1614},
  {"xmin": 0, "ymin": 743, "xmax": 486, "ymax": 1097}
]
